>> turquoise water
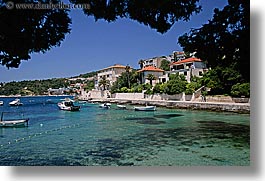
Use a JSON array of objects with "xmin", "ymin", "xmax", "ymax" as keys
[{"xmin": 0, "ymin": 96, "xmax": 250, "ymax": 166}]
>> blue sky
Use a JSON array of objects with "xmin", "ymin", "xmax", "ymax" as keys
[{"xmin": 0, "ymin": 0, "xmax": 228, "ymax": 82}]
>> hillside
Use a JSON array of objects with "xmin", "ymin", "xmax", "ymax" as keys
[{"xmin": 0, "ymin": 71, "xmax": 97, "ymax": 96}]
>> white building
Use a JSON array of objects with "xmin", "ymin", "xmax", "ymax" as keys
[
  {"xmin": 169, "ymin": 57, "xmax": 208, "ymax": 82},
  {"xmin": 172, "ymin": 51, "xmax": 185, "ymax": 62},
  {"xmin": 142, "ymin": 56, "xmax": 171, "ymax": 68},
  {"xmin": 95, "ymin": 64, "xmax": 128, "ymax": 90},
  {"xmin": 137, "ymin": 66, "xmax": 164, "ymax": 86}
]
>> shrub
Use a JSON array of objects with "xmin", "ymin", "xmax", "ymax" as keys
[
  {"xmin": 231, "ymin": 83, "xmax": 250, "ymax": 97},
  {"xmin": 120, "ymin": 87, "xmax": 129, "ymax": 93}
]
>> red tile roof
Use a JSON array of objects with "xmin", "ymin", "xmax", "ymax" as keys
[
  {"xmin": 137, "ymin": 66, "xmax": 164, "ymax": 72},
  {"xmin": 99, "ymin": 64, "xmax": 127, "ymax": 71},
  {"xmin": 170, "ymin": 57, "xmax": 202, "ymax": 65}
]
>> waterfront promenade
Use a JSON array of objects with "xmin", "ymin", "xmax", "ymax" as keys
[{"xmin": 88, "ymin": 98, "xmax": 250, "ymax": 114}]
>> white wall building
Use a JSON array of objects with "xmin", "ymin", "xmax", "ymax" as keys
[
  {"xmin": 169, "ymin": 57, "xmax": 208, "ymax": 82},
  {"xmin": 137, "ymin": 66, "xmax": 164, "ymax": 86},
  {"xmin": 95, "ymin": 64, "xmax": 127, "ymax": 90}
]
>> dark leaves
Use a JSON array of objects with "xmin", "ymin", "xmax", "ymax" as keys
[
  {"xmin": 71, "ymin": 0, "xmax": 201, "ymax": 33},
  {"xmin": 178, "ymin": 1, "xmax": 249, "ymax": 82},
  {"xmin": 0, "ymin": 0, "xmax": 71, "ymax": 68}
]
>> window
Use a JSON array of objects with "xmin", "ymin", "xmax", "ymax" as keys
[
  {"xmin": 199, "ymin": 71, "xmax": 203, "ymax": 76},
  {"xmin": 176, "ymin": 64, "xmax": 184, "ymax": 70},
  {"xmin": 184, "ymin": 72, "xmax": 187, "ymax": 76}
]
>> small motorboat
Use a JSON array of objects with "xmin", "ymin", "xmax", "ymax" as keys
[
  {"xmin": 99, "ymin": 103, "xmax": 111, "ymax": 109},
  {"xmin": 0, "ymin": 101, "xmax": 3, "ymax": 106},
  {"xmin": 117, "ymin": 104, "xmax": 126, "ymax": 109},
  {"xmin": 0, "ymin": 119, "xmax": 29, "ymax": 127},
  {"xmin": 0, "ymin": 112, "xmax": 29, "ymax": 127},
  {"xmin": 9, "ymin": 98, "xmax": 23, "ymax": 106},
  {"xmin": 134, "ymin": 106, "xmax": 156, "ymax": 111},
  {"xmin": 57, "ymin": 98, "xmax": 80, "ymax": 111}
]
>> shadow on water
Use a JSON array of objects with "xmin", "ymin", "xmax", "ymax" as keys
[
  {"xmin": 154, "ymin": 114, "xmax": 183, "ymax": 119},
  {"xmin": 54, "ymin": 120, "xmax": 249, "ymax": 166}
]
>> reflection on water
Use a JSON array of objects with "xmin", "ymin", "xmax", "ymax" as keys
[{"xmin": 0, "ymin": 96, "xmax": 250, "ymax": 166}]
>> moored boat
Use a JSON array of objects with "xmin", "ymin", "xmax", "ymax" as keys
[
  {"xmin": 57, "ymin": 98, "xmax": 80, "ymax": 111},
  {"xmin": 117, "ymin": 104, "xmax": 126, "ymax": 109},
  {"xmin": 9, "ymin": 98, "xmax": 23, "ymax": 106},
  {"xmin": 0, "ymin": 101, "xmax": 3, "ymax": 106},
  {"xmin": 0, "ymin": 112, "xmax": 29, "ymax": 127},
  {"xmin": 99, "ymin": 103, "xmax": 111, "ymax": 109},
  {"xmin": 134, "ymin": 106, "xmax": 156, "ymax": 111}
]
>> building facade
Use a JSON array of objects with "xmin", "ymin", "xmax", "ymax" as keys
[
  {"xmin": 169, "ymin": 57, "xmax": 208, "ymax": 82},
  {"xmin": 142, "ymin": 56, "xmax": 171, "ymax": 68},
  {"xmin": 95, "ymin": 64, "xmax": 128, "ymax": 90},
  {"xmin": 137, "ymin": 66, "xmax": 164, "ymax": 86},
  {"xmin": 172, "ymin": 51, "xmax": 186, "ymax": 62}
]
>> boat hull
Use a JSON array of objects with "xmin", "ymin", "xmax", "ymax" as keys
[
  {"xmin": 99, "ymin": 103, "xmax": 111, "ymax": 109},
  {"xmin": 58, "ymin": 104, "xmax": 80, "ymax": 111},
  {"xmin": 134, "ymin": 106, "xmax": 156, "ymax": 111},
  {"xmin": 9, "ymin": 99, "xmax": 23, "ymax": 106},
  {"xmin": 0, "ymin": 119, "xmax": 29, "ymax": 128},
  {"xmin": 117, "ymin": 105, "xmax": 126, "ymax": 109},
  {"xmin": 9, "ymin": 103, "xmax": 23, "ymax": 106}
]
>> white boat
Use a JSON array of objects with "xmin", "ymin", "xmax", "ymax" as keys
[
  {"xmin": 134, "ymin": 106, "xmax": 156, "ymax": 111},
  {"xmin": 57, "ymin": 98, "xmax": 80, "ymax": 111},
  {"xmin": 0, "ymin": 119, "xmax": 29, "ymax": 127},
  {"xmin": 9, "ymin": 98, "xmax": 23, "ymax": 106},
  {"xmin": 0, "ymin": 112, "xmax": 29, "ymax": 127},
  {"xmin": 0, "ymin": 101, "xmax": 3, "ymax": 106},
  {"xmin": 99, "ymin": 103, "xmax": 111, "ymax": 109},
  {"xmin": 117, "ymin": 104, "xmax": 126, "ymax": 109}
]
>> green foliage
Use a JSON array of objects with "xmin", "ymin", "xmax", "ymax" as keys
[
  {"xmin": 185, "ymin": 82, "xmax": 199, "ymax": 95},
  {"xmin": 83, "ymin": 81, "xmax": 94, "ymax": 91},
  {"xmin": 77, "ymin": 71, "xmax": 97, "ymax": 78},
  {"xmin": 159, "ymin": 59, "xmax": 170, "ymax": 71},
  {"xmin": 98, "ymin": 75, "xmax": 110, "ymax": 90},
  {"xmin": 231, "ymin": 83, "xmax": 250, "ymax": 97},
  {"xmin": 0, "ymin": 78, "xmax": 69, "ymax": 96},
  {"xmin": 201, "ymin": 65, "xmax": 242, "ymax": 95},
  {"xmin": 165, "ymin": 74, "xmax": 187, "ymax": 95},
  {"xmin": 178, "ymin": 1, "xmax": 249, "ymax": 82},
  {"xmin": 120, "ymin": 87, "xmax": 129, "ymax": 93},
  {"xmin": 153, "ymin": 83, "xmax": 164, "ymax": 94},
  {"xmin": 169, "ymin": 74, "xmax": 186, "ymax": 81},
  {"xmin": 146, "ymin": 74, "xmax": 156, "ymax": 86},
  {"xmin": 142, "ymin": 83, "xmax": 152, "ymax": 90},
  {"xmin": 130, "ymin": 84, "xmax": 143, "ymax": 93},
  {"xmin": 110, "ymin": 69, "xmax": 140, "ymax": 93},
  {"xmin": 145, "ymin": 88, "xmax": 153, "ymax": 95}
]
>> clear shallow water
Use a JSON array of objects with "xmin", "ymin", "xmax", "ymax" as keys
[{"xmin": 0, "ymin": 96, "xmax": 250, "ymax": 166}]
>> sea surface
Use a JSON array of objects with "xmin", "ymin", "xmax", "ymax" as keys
[{"xmin": 0, "ymin": 96, "xmax": 250, "ymax": 166}]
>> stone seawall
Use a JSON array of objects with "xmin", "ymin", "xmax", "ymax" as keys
[{"xmin": 90, "ymin": 98, "xmax": 250, "ymax": 114}]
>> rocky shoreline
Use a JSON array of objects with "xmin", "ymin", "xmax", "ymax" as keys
[{"xmin": 89, "ymin": 98, "xmax": 250, "ymax": 114}]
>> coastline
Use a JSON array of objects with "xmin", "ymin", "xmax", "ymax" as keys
[
  {"xmin": 0, "ymin": 95, "xmax": 250, "ymax": 114},
  {"xmin": 89, "ymin": 98, "xmax": 250, "ymax": 114},
  {"xmin": 0, "ymin": 94, "xmax": 72, "ymax": 98}
]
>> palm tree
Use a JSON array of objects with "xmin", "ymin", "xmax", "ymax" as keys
[
  {"xmin": 98, "ymin": 75, "xmax": 110, "ymax": 90},
  {"xmin": 138, "ymin": 59, "xmax": 144, "ymax": 69},
  {"xmin": 146, "ymin": 74, "xmax": 156, "ymax": 86},
  {"xmin": 125, "ymin": 65, "xmax": 131, "ymax": 88}
]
